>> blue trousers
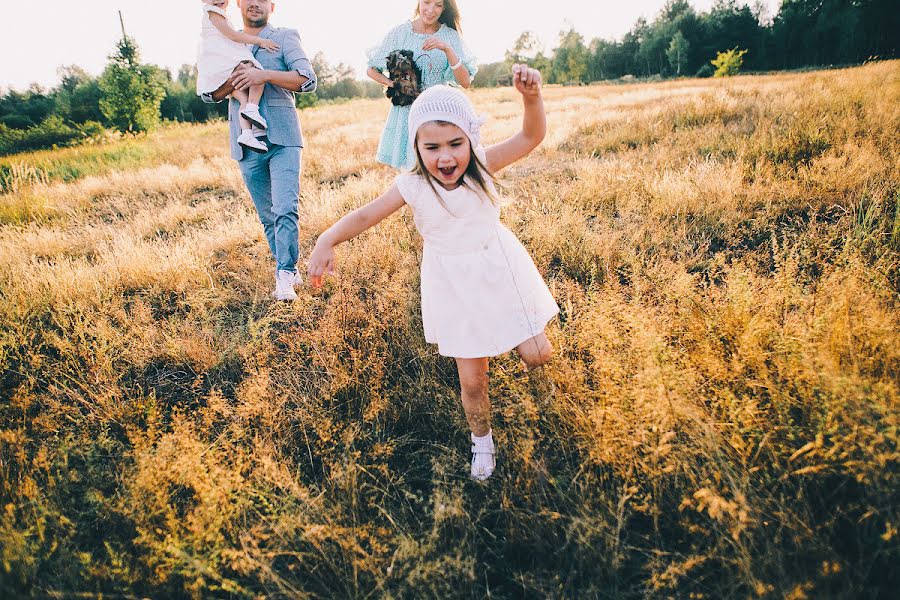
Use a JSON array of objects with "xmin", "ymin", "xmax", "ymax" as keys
[{"xmin": 238, "ymin": 141, "xmax": 302, "ymax": 273}]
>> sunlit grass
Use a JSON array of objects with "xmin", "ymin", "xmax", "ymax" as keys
[{"xmin": 0, "ymin": 61, "xmax": 898, "ymax": 598}]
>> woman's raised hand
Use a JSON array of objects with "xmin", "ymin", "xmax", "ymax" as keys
[
  {"xmin": 257, "ymin": 39, "xmax": 280, "ymax": 53},
  {"xmin": 307, "ymin": 242, "xmax": 335, "ymax": 289},
  {"xmin": 512, "ymin": 64, "xmax": 542, "ymax": 97},
  {"xmin": 421, "ymin": 36, "xmax": 450, "ymax": 53}
]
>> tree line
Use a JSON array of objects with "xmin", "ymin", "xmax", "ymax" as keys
[
  {"xmin": 476, "ymin": 0, "xmax": 899, "ymax": 85},
  {"xmin": 1, "ymin": 0, "xmax": 897, "ymax": 156}
]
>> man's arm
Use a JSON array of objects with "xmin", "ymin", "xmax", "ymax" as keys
[
  {"xmin": 231, "ymin": 28, "xmax": 317, "ymax": 94},
  {"xmin": 231, "ymin": 67, "xmax": 308, "ymax": 93}
]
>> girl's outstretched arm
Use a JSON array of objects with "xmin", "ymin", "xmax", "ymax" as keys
[
  {"xmin": 308, "ymin": 184, "xmax": 406, "ymax": 288},
  {"xmin": 207, "ymin": 12, "xmax": 280, "ymax": 51},
  {"xmin": 484, "ymin": 64, "xmax": 546, "ymax": 173}
]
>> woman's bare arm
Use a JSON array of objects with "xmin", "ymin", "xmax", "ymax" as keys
[{"xmin": 367, "ymin": 67, "xmax": 393, "ymax": 88}]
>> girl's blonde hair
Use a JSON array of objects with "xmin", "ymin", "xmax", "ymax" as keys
[{"xmin": 412, "ymin": 122, "xmax": 498, "ymax": 215}]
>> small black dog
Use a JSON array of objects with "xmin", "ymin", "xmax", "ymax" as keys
[{"xmin": 385, "ymin": 50, "xmax": 424, "ymax": 107}]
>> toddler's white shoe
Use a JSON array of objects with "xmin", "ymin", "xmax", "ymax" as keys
[
  {"xmin": 240, "ymin": 104, "xmax": 268, "ymax": 129},
  {"xmin": 470, "ymin": 430, "xmax": 496, "ymax": 481},
  {"xmin": 273, "ymin": 269, "xmax": 298, "ymax": 301},
  {"xmin": 238, "ymin": 130, "xmax": 268, "ymax": 154}
]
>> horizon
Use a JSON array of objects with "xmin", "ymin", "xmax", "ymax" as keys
[{"xmin": 0, "ymin": 0, "xmax": 779, "ymax": 92}]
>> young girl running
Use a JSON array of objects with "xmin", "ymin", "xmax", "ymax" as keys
[
  {"xmin": 307, "ymin": 65, "xmax": 558, "ymax": 481},
  {"xmin": 196, "ymin": 0, "xmax": 279, "ymax": 154}
]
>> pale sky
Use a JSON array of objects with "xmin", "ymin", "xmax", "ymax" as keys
[{"xmin": 1, "ymin": 0, "xmax": 780, "ymax": 91}]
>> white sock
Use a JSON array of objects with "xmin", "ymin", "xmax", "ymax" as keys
[
  {"xmin": 471, "ymin": 429, "xmax": 493, "ymax": 446},
  {"xmin": 245, "ymin": 103, "xmax": 259, "ymax": 111},
  {"xmin": 241, "ymin": 128, "xmax": 251, "ymax": 135}
]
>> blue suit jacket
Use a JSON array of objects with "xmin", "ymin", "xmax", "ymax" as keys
[{"xmin": 225, "ymin": 25, "xmax": 317, "ymax": 160}]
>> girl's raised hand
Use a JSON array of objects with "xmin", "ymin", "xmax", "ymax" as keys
[
  {"xmin": 258, "ymin": 39, "xmax": 280, "ymax": 53},
  {"xmin": 307, "ymin": 242, "xmax": 335, "ymax": 289},
  {"xmin": 512, "ymin": 64, "xmax": 542, "ymax": 97}
]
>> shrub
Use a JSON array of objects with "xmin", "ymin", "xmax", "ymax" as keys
[
  {"xmin": 0, "ymin": 116, "xmax": 83, "ymax": 155},
  {"xmin": 712, "ymin": 48, "xmax": 748, "ymax": 77},
  {"xmin": 0, "ymin": 114, "xmax": 35, "ymax": 130},
  {"xmin": 695, "ymin": 64, "xmax": 715, "ymax": 78},
  {"xmin": 295, "ymin": 92, "xmax": 319, "ymax": 110}
]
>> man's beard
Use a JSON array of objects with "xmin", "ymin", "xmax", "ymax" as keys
[{"xmin": 246, "ymin": 14, "xmax": 268, "ymax": 27}]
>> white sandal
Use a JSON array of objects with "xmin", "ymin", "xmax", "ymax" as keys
[{"xmin": 470, "ymin": 431, "xmax": 496, "ymax": 481}]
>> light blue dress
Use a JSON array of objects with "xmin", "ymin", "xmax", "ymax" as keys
[{"xmin": 367, "ymin": 21, "xmax": 478, "ymax": 169}]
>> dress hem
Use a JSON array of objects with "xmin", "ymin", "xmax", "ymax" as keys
[{"xmin": 430, "ymin": 308, "xmax": 559, "ymax": 359}]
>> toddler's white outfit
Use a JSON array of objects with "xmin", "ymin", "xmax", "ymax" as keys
[
  {"xmin": 196, "ymin": 4, "xmax": 262, "ymax": 95},
  {"xmin": 398, "ymin": 86, "xmax": 559, "ymax": 358}
]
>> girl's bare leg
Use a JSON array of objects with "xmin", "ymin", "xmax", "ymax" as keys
[
  {"xmin": 455, "ymin": 357, "xmax": 491, "ymax": 437},
  {"xmin": 515, "ymin": 332, "xmax": 553, "ymax": 371}
]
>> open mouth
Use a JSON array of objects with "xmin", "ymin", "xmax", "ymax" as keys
[{"xmin": 438, "ymin": 166, "xmax": 456, "ymax": 178}]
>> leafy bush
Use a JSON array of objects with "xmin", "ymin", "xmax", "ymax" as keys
[
  {"xmin": 695, "ymin": 64, "xmax": 715, "ymax": 78},
  {"xmin": 712, "ymin": 48, "xmax": 748, "ymax": 77},
  {"xmin": 0, "ymin": 116, "xmax": 88, "ymax": 155},
  {"xmin": 295, "ymin": 92, "xmax": 319, "ymax": 110},
  {"xmin": 0, "ymin": 114, "xmax": 35, "ymax": 130}
]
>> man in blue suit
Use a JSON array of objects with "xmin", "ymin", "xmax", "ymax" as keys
[{"xmin": 204, "ymin": 0, "xmax": 317, "ymax": 301}]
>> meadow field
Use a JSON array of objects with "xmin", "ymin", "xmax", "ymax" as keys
[{"xmin": 1, "ymin": 61, "xmax": 898, "ymax": 598}]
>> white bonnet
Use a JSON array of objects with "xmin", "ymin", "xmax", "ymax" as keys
[{"xmin": 407, "ymin": 85, "xmax": 486, "ymax": 148}]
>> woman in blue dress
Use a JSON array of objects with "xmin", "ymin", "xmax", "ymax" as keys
[{"xmin": 366, "ymin": 0, "xmax": 478, "ymax": 169}]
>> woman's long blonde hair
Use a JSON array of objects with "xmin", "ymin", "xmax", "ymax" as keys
[{"xmin": 413, "ymin": 0, "xmax": 462, "ymax": 34}]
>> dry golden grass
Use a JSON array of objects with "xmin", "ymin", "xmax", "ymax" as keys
[{"xmin": 1, "ymin": 61, "xmax": 898, "ymax": 598}]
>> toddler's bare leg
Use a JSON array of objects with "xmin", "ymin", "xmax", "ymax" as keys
[
  {"xmin": 231, "ymin": 85, "xmax": 252, "ymax": 130},
  {"xmin": 455, "ymin": 357, "xmax": 491, "ymax": 437},
  {"xmin": 249, "ymin": 83, "xmax": 264, "ymax": 107}
]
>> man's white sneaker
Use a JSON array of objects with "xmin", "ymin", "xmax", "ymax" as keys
[
  {"xmin": 471, "ymin": 430, "xmax": 496, "ymax": 481},
  {"xmin": 273, "ymin": 269, "xmax": 298, "ymax": 301},
  {"xmin": 238, "ymin": 131, "xmax": 268, "ymax": 154},
  {"xmin": 240, "ymin": 105, "xmax": 268, "ymax": 129},
  {"xmin": 274, "ymin": 268, "xmax": 302, "ymax": 288}
]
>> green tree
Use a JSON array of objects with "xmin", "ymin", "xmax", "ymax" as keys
[
  {"xmin": 54, "ymin": 65, "xmax": 104, "ymax": 125},
  {"xmin": 505, "ymin": 31, "xmax": 542, "ymax": 66},
  {"xmin": 711, "ymin": 47, "xmax": 748, "ymax": 76},
  {"xmin": 98, "ymin": 35, "xmax": 166, "ymax": 133},
  {"xmin": 552, "ymin": 28, "xmax": 589, "ymax": 83},
  {"xmin": 472, "ymin": 62, "xmax": 507, "ymax": 88},
  {"xmin": 666, "ymin": 31, "xmax": 690, "ymax": 75}
]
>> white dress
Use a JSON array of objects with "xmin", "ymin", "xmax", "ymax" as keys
[
  {"xmin": 395, "ymin": 160, "xmax": 559, "ymax": 359},
  {"xmin": 196, "ymin": 5, "xmax": 262, "ymax": 95}
]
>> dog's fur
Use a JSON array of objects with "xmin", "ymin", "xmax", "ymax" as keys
[{"xmin": 385, "ymin": 50, "xmax": 424, "ymax": 107}]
